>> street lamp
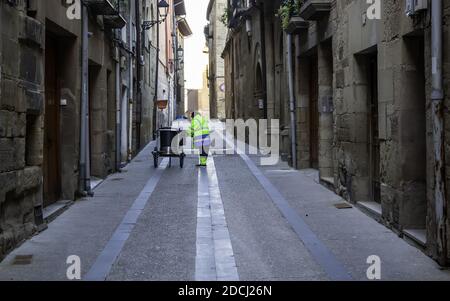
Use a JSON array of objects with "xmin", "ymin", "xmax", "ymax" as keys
[
  {"xmin": 158, "ymin": 0, "xmax": 169, "ymax": 18},
  {"xmin": 175, "ymin": 45, "xmax": 184, "ymax": 72},
  {"xmin": 177, "ymin": 45, "xmax": 184, "ymax": 60},
  {"xmin": 142, "ymin": 0, "xmax": 170, "ymax": 30}
]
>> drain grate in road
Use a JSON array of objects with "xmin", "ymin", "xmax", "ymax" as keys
[
  {"xmin": 111, "ymin": 178, "xmax": 124, "ymax": 182},
  {"xmin": 12, "ymin": 255, "xmax": 33, "ymax": 265},
  {"xmin": 334, "ymin": 203, "xmax": 353, "ymax": 209}
]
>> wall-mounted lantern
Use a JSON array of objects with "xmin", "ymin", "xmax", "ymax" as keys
[
  {"xmin": 142, "ymin": 0, "xmax": 170, "ymax": 30},
  {"xmin": 177, "ymin": 45, "xmax": 184, "ymax": 60}
]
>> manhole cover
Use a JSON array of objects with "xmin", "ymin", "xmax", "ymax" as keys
[
  {"xmin": 13, "ymin": 255, "xmax": 33, "ymax": 265},
  {"xmin": 334, "ymin": 203, "xmax": 353, "ymax": 209}
]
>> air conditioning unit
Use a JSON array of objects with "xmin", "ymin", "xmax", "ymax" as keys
[{"xmin": 406, "ymin": 0, "xmax": 428, "ymax": 17}]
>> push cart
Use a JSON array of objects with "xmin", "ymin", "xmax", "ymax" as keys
[{"xmin": 152, "ymin": 127, "xmax": 186, "ymax": 168}]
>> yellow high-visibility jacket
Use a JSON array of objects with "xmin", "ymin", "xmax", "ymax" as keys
[{"xmin": 189, "ymin": 114, "xmax": 210, "ymax": 147}]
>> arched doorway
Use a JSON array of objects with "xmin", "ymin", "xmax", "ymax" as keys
[{"xmin": 254, "ymin": 40, "xmax": 267, "ymax": 120}]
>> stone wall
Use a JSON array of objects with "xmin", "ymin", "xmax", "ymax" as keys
[
  {"xmin": 207, "ymin": 0, "xmax": 228, "ymax": 120},
  {"xmin": 292, "ymin": 0, "xmax": 450, "ymax": 264},
  {"xmin": 332, "ymin": 0, "xmax": 378, "ymax": 204},
  {"xmin": 0, "ymin": 0, "xmax": 45, "ymax": 260},
  {"xmin": 441, "ymin": 0, "xmax": 450, "ymax": 262},
  {"xmin": 227, "ymin": 7, "xmax": 264, "ymax": 120},
  {"xmin": 0, "ymin": 0, "xmax": 131, "ymax": 261},
  {"xmin": 222, "ymin": 0, "xmax": 291, "ymax": 160}
]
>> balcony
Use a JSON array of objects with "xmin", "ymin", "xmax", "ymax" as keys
[
  {"xmin": 85, "ymin": 0, "xmax": 126, "ymax": 29},
  {"xmin": 103, "ymin": 14, "xmax": 127, "ymax": 29},
  {"xmin": 228, "ymin": 2, "xmax": 255, "ymax": 29},
  {"xmin": 298, "ymin": 0, "xmax": 332, "ymax": 21},
  {"xmin": 285, "ymin": 16, "xmax": 309, "ymax": 35},
  {"xmin": 85, "ymin": 0, "xmax": 118, "ymax": 15}
]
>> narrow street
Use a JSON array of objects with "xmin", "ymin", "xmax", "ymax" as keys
[
  {"xmin": 0, "ymin": 121, "xmax": 448, "ymax": 281},
  {"xmin": 3, "ymin": 0, "xmax": 450, "ymax": 290}
]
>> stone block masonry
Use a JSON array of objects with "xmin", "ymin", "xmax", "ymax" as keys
[{"xmin": 0, "ymin": 0, "xmax": 45, "ymax": 260}]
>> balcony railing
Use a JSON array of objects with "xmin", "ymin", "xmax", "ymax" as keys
[
  {"xmin": 85, "ymin": 0, "xmax": 118, "ymax": 15},
  {"xmin": 227, "ymin": 0, "xmax": 256, "ymax": 28},
  {"xmin": 103, "ymin": 14, "xmax": 126, "ymax": 29},
  {"xmin": 85, "ymin": 0, "xmax": 126, "ymax": 28},
  {"xmin": 298, "ymin": 0, "xmax": 332, "ymax": 21}
]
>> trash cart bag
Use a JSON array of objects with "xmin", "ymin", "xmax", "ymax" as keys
[{"xmin": 159, "ymin": 128, "xmax": 180, "ymax": 154}]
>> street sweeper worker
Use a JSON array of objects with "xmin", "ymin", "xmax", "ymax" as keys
[{"xmin": 188, "ymin": 112, "xmax": 210, "ymax": 167}]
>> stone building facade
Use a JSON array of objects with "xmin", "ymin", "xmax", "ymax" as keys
[
  {"xmin": 175, "ymin": 15, "xmax": 192, "ymax": 117},
  {"xmin": 293, "ymin": 0, "xmax": 450, "ymax": 265},
  {"xmin": 222, "ymin": 0, "xmax": 450, "ymax": 265},
  {"xmin": 0, "ymin": 0, "xmax": 187, "ymax": 261},
  {"xmin": 0, "ymin": 0, "xmax": 92, "ymax": 261},
  {"xmin": 206, "ymin": 0, "xmax": 228, "ymax": 120},
  {"xmin": 222, "ymin": 0, "xmax": 292, "ymax": 160}
]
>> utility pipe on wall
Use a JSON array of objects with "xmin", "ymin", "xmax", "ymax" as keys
[
  {"xmin": 128, "ymin": 0, "xmax": 134, "ymax": 161},
  {"xmin": 79, "ymin": 4, "xmax": 90, "ymax": 196},
  {"xmin": 153, "ymin": 7, "xmax": 161, "ymax": 139},
  {"xmin": 287, "ymin": 34, "xmax": 297, "ymax": 169},
  {"xmin": 135, "ymin": 0, "xmax": 142, "ymax": 150},
  {"xmin": 173, "ymin": 1, "xmax": 179, "ymax": 121},
  {"xmin": 431, "ymin": 0, "xmax": 447, "ymax": 266},
  {"xmin": 115, "ymin": 42, "xmax": 122, "ymax": 172}
]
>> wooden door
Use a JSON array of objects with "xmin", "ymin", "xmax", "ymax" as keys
[
  {"xmin": 43, "ymin": 35, "xmax": 61, "ymax": 206},
  {"xmin": 309, "ymin": 57, "xmax": 319, "ymax": 169}
]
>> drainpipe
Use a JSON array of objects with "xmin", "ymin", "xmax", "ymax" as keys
[
  {"xmin": 115, "ymin": 38, "xmax": 122, "ymax": 172},
  {"xmin": 128, "ymin": 0, "xmax": 134, "ymax": 161},
  {"xmin": 431, "ymin": 0, "xmax": 447, "ymax": 266},
  {"xmin": 79, "ymin": 4, "xmax": 90, "ymax": 196},
  {"xmin": 287, "ymin": 33, "xmax": 297, "ymax": 169},
  {"xmin": 136, "ymin": 0, "xmax": 142, "ymax": 150},
  {"xmin": 153, "ymin": 9, "xmax": 161, "ymax": 139},
  {"xmin": 173, "ymin": 2, "xmax": 178, "ymax": 121}
]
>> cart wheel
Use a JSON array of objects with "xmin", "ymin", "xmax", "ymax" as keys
[
  {"xmin": 180, "ymin": 155, "xmax": 185, "ymax": 168},
  {"xmin": 153, "ymin": 154, "xmax": 159, "ymax": 168}
]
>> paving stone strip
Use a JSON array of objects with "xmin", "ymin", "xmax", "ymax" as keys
[
  {"xmin": 195, "ymin": 157, "xmax": 239, "ymax": 281},
  {"xmin": 84, "ymin": 159, "xmax": 169, "ymax": 281}
]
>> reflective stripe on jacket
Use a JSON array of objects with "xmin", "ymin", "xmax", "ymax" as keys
[{"xmin": 190, "ymin": 115, "xmax": 210, "ymax": 147}]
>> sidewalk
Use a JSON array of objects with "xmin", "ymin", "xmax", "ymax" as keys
[
  {"xmin": 0, "ymin": 142, "xmax": 158, "ymax": 281},
  {"xmin": 244, "ymin": 154, "xmax": 450, "ymax": 281}
]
